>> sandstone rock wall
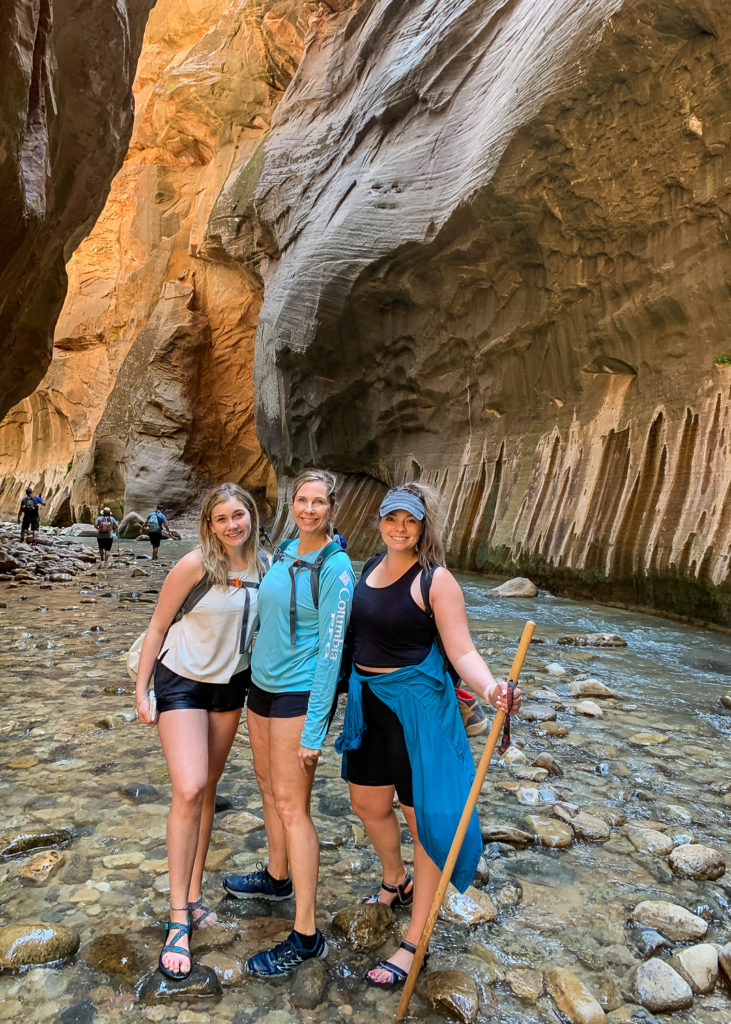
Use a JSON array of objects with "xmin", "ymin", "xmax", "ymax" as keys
[
  {"xmin": 0, "ymin": 0, "xmax": 305, "ymax": 522},
  {"xmin": 247, "ymin": 0, "xmax": 731, "ymax": 623},
  {"xmin": 0, "ymin": 0, "xmax": 155, "ymax": 421}
]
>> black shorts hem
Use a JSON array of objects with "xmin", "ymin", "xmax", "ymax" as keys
[
  {"xmin": 154, "ymin": 660, "xmax": 250, "ymax": 713},
  {"xmin": 148, "ymin": 531, "xmax": 163, "ymax": 545},
  {"xmin": 97, "ymin": 537, "xmax": 114, "ymax": 551},
  {"xmin": 247, "ymin": 682, "xmax": 310, "ymax": 719}
]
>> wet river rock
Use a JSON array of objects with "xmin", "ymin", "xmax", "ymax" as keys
[
  {"xmin": 671, "ymin": 943, "xmax": 719, "ymax": 995},
  {"xmin": 668, "ymin": 843, "xmax": 725, "ymax": 881},
  {"xmin": 330, "ymin": 903, "xmax": 393, "ymax": 950},
  {"xmin": 634, "ymin": 958, "xmax": 694, "ymax": 1012},
  {"xmin": 81, "ymin": 932, "xmax": 147, "ymax": 983},
  {"xmin": 545, "ymin": 966, "xmax": 606, "ymax": 1024},
  {"xmin": 423, "ymin": 968, "xmax": 479, "ymax": 1023},
  {"xmin": 631, "ymin": 901, "xmax": 708, "ymax": 942},
  {"xmin": 0, "ymin": 827, "xmax": 72, "ymax": 859},
  {"xmin": 290, "ymin": 956, "xmax": 329, "ymax": 1009},
  {"xmin": 0, "ymin": 921, "xmax": 80, "ymax": 969},
  {"xmin": 553, "ymin": 803, "xmax": 611, "ymax": 841},
  {"xmin": 136, "ymin": 962, "xmax": 222, "ymax": 1001}
]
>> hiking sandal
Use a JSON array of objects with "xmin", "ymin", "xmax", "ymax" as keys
[
  {"xmin": 188, "ymin": 895, "xmax": 215, "ymax": 929},
  {"xmin": 361, "ymin": 872, "xmax": 413, "ymax": 908},
  {"xmin": 365, "ymin": 939, "xmax": 429, "ymax": 988},
  {"xmin": 158, "ymin": 909, "xmax": 192, "ymax": 981}
]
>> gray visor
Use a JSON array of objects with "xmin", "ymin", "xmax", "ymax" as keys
[{"xmin": 379, "ymin": 490, "xmax": 425, "ymax": 520}]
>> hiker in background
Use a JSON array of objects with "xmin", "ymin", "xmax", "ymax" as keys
[
  {"xmin": 18, "ymin": 487, "xmax": 43, "ymax": 545},
  {"xmin": 332, "ymin": 525, "xmax": 348, "ymax": 550},
  {"xmin": 223, "ymin": 469, "xmax": 354, "ymax": 977},
  {"xmin": 336, "ymin": 482, "xmax": 522, "ymax": 988},
  {"xmin": 147, "ymin": 503, "xmax": 172, "ymax": 559},
  {"xmin": 135, "ymin": 483, "xmax": 267, "ymax": 980},
  {"xmin": 94, "ymin": 506, "xmax": 119, "ymax": 564},
  {"xmin": 258, "ymin": 524, "xmax": 272, "ymax": 547}
]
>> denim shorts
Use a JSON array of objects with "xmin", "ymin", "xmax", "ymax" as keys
[{"xmin": 154, "ymin": 659, "xmax": 250, "ymax": 713}]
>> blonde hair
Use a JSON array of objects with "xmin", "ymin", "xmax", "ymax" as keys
[
  {"xmin": 199, "ymin": 483, "xmax": 262, "ymax": 587},
  {"xmin": 381, "ymin": 482, "xmax": 446, "ymax": 568},
  {"xmin": 291, "ymin": 469, "xmax": 338, "ymax": 537}
]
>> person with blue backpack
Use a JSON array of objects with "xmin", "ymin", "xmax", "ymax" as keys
[
  {"xmin": 146, "ymin": 503, "xmax": 172, "ymax": 559},
  {"xmin": 336, "ymin": 482, "xmax": 522, "ymax": 988},
  {"xmin": 223, "ymin": 469, "xmax": 355, "ymax": 977},
  {"xmin": 135, "ymin": 483, "xmax": 268, "ymax": 981}
]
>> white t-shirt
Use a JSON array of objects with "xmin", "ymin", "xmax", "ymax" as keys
[{"xmin": 160, "ymin": 567, "xmax": 259, "ymax": 684}]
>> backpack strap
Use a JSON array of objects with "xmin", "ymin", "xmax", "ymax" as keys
[
  {"xmin": 420, "ymin": 562, "xmax": 437, "ymax": 614},
  {"xmin": 277, "ymin": 539, "xmax": 344, "ymax": 645},
  {"xmin": 173, "ymin": 572, "xmax": 213, "ymax": 623},
  {"xmin": 360, "ymin": 551, "xmax": 386, "ymax": 580}
]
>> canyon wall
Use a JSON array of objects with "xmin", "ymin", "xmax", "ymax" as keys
[
  {"xmin": 245, "ymin": 0, "xmax": 730, "ymax": 622},
  {"xmin": 0, "ymin": 0, "xmax": 155, "ymax": 420},
  {"xmin": 0, "ymin": 0, "xmax": 305, "ymax": 523}
]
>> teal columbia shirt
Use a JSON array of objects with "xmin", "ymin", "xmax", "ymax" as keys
[{"xmin": 251, "ymin": 540, "xmax": 355, "ymax": 749}]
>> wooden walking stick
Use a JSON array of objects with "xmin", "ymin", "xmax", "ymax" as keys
[{"xmin": 396, "ymin": 619, "xmax": 535, "ymax": 1020}]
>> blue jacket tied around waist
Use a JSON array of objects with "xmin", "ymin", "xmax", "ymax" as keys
[{"xmin": 335, "ymin": 644, "xmax": 482, "ymax": 892}]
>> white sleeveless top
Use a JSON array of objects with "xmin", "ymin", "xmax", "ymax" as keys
[{"xmin": 159, "ymin": 566, "xmax": 259, "ymax": 684}]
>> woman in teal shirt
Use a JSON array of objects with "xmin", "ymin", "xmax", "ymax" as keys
[{"xmin": 223, "ymin": 469, "xmax": 354, "ymax": 976}]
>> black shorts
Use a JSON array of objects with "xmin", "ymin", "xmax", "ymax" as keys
[
  {"xmin": 154, "ymin": 659, "xmax": 250, "ymax": 713},
  {"xmin": 22, "ymin": 513, "xmax": 40, "ymax": 531},
  {"xmin": 247, "ymin": 682, "xmax": 310, "ymax": 719},
  {"xmin": 345, "ymin": 681, "xmax": 413, "ymax": 806},
  {"xmin": 148, "ymin": 531, "xmax": 163, "ymax": 546},
  {"xmin": 97, "ymin": 537, "xmax": 113, "ymax": 551}
]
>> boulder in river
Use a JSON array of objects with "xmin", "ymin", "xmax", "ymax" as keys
[
  {"xmin": 82, "ymin": 932, "xmax": 146, "ymax": 983},
  {"xmin": 480, "ymin": 825, "xmax": 533, "ymax": 848},
  {"xmin": 628, "ymin": 731, "xmax": 669, "ymax": 745},
  {"xmin": 331, "ymin": 902, "xmax": 393, "ymax": 949},
  {"xmin": 553, "ymin": 803, "xmax": 610, "ymax": 841},
  {"xmin": 624, "ymin": 825, "xmax": 674, "ymax": 857},
  {"xmin": 0, "ymin": 921, "xmax": 80, "ymax": 969},
  {"xmin": 575, "ymin": 699, "xmax": 603, "ymax": 717},
  {"xmin": 567, "ymin": 680, "xmax": 618, "ymax": 698},
  {"xmin": 631, "ymin": 901, "xmax": 708, "ymax": 941},
  {"xmin": 59, "ymin": 524, "xmax": 98, "ymax": 537},
  {"xmin": 524, "ymin": 814, "xmax": 573, "ymax": 848},
  {"xmin": 532, "ymin": 752, "xmax": 563, "ymax": 776},
  {"xmin": 634, "ymin": 958, "xmax": 693, "ymax": 1012},
  {"xmin": 0, "ymin": 826, "xmax": 72, "ymax": 858},
  {"xmin": 486, "ymin": 577, "xmax": 537, "ymax": 598},
  {"xmin": 136, "ymin": 962, "xmax": 222, "ymax": 1000},
  {"xmin": 441, "ymin": 884, "xmax": 498, "ymax": 925},
  {"xmin": 118, "ymin": 512, "xmax": 146, "ymax": 538},
  {"xmin": 15, "ymin": 849, "xmax": 65, "ymax": 884},
  {"xmin": 671, "ymin": 943, "xmax": 718, "ymax": 994},
  {"xmin": 545, "ymin": 966, "xmax": 606, "ymax": 1024},
  {"xmin": 519, "ymin": 703, "xmax": 557, "ymax": 723},
  {"xmin": 506, "ymin": 965, "xmax": 544, "ymax": 1001},
  {"xmin": 557, "ymin": 633, "xmax": 627, "ymax": 647},
  {"xmin": 423, "ymin": 969, "xmax": 479, "ymax": 1023},
  {"xmin": 291, "ymin": 956, "xmax": 329, "ymax": 1008},
  {"xmin": 668, "ymin": 843, "xmax": 725, "ymax": 880}
]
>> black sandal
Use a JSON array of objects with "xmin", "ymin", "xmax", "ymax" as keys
[
  {"xmin": 361, "ymin": 872, "xmax": 414, "ymax": 908},
  {"xmin": 365, "ymin": 939, "xmax": 429, "ymax": 988}
]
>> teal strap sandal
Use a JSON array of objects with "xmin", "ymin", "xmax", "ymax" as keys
[
  {"xmin": 158, "ymin": 911, "xmax": 192, "ymax": 980},
  {"xmin": 188, "ymin": 895, "xmax": 215, "ymax": 929}
]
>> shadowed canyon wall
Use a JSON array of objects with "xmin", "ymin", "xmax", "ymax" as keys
[
  {"xmin": 0, "ymin": 0, "xmax": 306, "ymax": 522},
  {"xmin": 0, "ymin": 0, "xmax": 156, "ymax": 420},
  {"xmin": 246, "ymin": 0, "xmax": 730, "ymax": 623}
]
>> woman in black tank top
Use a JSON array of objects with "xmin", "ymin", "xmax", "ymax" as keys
[{"xmin": 339, "ymin": 484, "xmax": 523, "ymax": 988}]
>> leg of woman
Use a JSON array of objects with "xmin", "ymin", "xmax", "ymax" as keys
[
  {"xmin": 268, "ymin": 715, "xmax": 318, "ymax": 934},
  {"xmin": 247, "ymin": 708, "xmax": 289, "ymax": 879},
  {"xmin": 349, "ymin": 782, "xmax": 412, "ymax": 901},
  {"xmin": 187, "ymin": 708, "xmax": 241, "ymax": 926},
  {"xmin": 367, "ymin": 802, "xmax": 441, "ymax": 984},
  {"xmin": 157, "ymin": 708, "xmax": 209, "ymax": 974}
]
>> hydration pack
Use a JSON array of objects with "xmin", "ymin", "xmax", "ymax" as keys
[
  {"xmin": 272, "ymin": 539, "xmax": 344, "ymax": 645},
  {"xmin": 98, "ymin": 515, "xmax": 114, "ymax": 534},
  {"xmin": 146, "ymin": 511, "xmax": 161, "ymax": 532}
]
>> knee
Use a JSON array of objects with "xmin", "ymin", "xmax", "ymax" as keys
[
  {"xmin": 272, "ymin": 793, "xmax": 308, "ymax": 831},
  {"xmin": 173, "ymin": 778, "xmax": 206, "ymax": 808}
]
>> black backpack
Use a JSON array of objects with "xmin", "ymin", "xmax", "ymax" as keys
[{"xmin": 22, "ymin": 496, "xmax": 36, "ymax": 512}]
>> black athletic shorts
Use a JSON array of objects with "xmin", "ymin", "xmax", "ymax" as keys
[
  {"xmin": 148, "ymin": 531, "xmax": 163, "ymax": 546},
  {"xmin": 22, "ymin": 513, "xmax": 40, "ymax": 532},
  {"xmin": 345, "ymin": 680, "xmax": 413, "ymax": 806},
  {"xmin": 97, "ymin": 537, "xmax": 113, "ymax": 551},
  {"xmin": 247, "ymin": 681, "xmax": 310, "ymax": 719},
  {"xmin": 154, "ymin": 659, "xmax": 250, "ymax": 713}
]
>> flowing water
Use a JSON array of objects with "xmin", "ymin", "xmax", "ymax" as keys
[{"xmin": 0, "ymin": 537, "xmax": 729, "ymax": 1023}]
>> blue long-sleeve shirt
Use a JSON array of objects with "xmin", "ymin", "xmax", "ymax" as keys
[{"xmin": 251, "ymin": 540, "xmax": 354, "ymax": 749}]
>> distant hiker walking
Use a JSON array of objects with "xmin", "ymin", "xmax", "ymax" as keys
[
  {"xmin": 332, "ymin": 525, "xmax": 348, "ymax": 550},
  {"xmin": 95, "ymin": 506, "xmax": 119, "ymax": 563},
  {"xmin": 18, "ymin": 487, "xmax": 44, "ymax": 545},
  {"xmin": 147, "ymin": 504, "xmax": 172, "ymax": 559}
]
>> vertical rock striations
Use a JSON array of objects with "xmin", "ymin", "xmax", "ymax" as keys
[
  {"xmin": 0, "ymin": 0, "xmax": 305, "ymax": 521},
  {"xmin": 0, "ymin": 0, "xmax": 155, "ymax": 420},
  {"xmin": 249, "ymin": 0, "xmax": 731, "ymax": 622}
]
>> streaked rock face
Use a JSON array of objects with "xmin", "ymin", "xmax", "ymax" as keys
[
  {"xmin": 249, "ymin": 0, "xmax": 731, "ymax": 621},
  {"xmin": 0, "ymin": 0, "xmax": 305, "ymax": 521},
  {"xmin": 0, "ymin": 0, "xmax": 155, "ymax": 419}
]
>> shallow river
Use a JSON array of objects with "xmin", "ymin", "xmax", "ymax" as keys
[{"xmin": 0, "ymin": 537, "xmax": 729, "ymax": 1023}]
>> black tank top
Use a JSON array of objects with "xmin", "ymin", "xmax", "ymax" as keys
[{"xmin": 351, "ymin": 559, "xmax": 437, "ymax": 668}]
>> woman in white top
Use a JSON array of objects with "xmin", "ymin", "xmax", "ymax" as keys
[{"xmin": 136, "ymin": 483, "xmax": 266, "ymax": 980}]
